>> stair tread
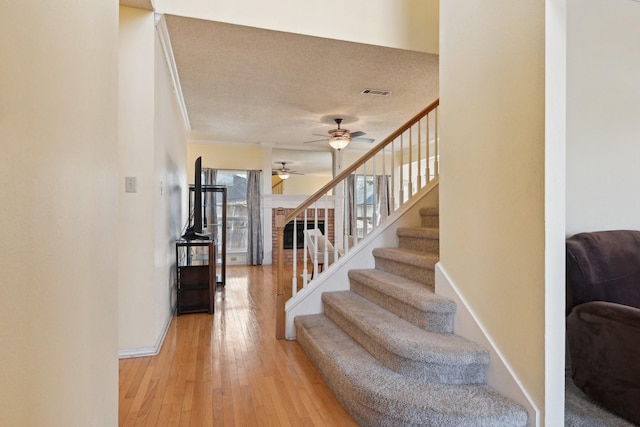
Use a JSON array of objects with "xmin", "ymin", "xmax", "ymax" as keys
[
  {"xmin": 295, "ymin": 314, "xmax": 528, "ymax": 426},
  {"xmin": 373, "ymin": 247, "xmax": 439, "ymax": 267},
  {"xmin": 349, "ymin": 269, "xmax": 454, "ymax": 314},
  {"xmin": 348, "ymin": 268, "xmax": 453, "ymax": 333},
  {"xmin": 323, "ymin": 291, "xmax": 489, "ymax": 365},
  {"xmin": 396, "ymin": 227, "xmax": 439, "ymax": 239}
]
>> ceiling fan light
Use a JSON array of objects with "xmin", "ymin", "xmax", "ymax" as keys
[
  {"xmin": 329, "ymin": 135, "xmax": 350, "ymax": 150},
  {"xmin": 277, "ymin": 170, "xmax": 290, "ymax": 180}
]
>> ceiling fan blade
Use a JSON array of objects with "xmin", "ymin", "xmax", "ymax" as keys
[
  {"xmin": 272, "ymin": 169, "xmax": 305, "ymax": 176},
  {"xmin": 350, "ymin": 131, "xmax": 366, "ymax": 138},
  {"xmin": 303, "ymin": 138, "xmax": 329, "ymax": 144},
  {"xmin": 352, "ymin": 137, "xmax": 375, "ymax": 143},
  {"xmin": 312, "ymin": 133, "xmax": 328, "ymax": 137}
]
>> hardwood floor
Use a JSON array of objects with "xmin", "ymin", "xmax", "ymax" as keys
[{"xmin": 119, "ymin": 265, "xmax": 358, "ymax": 426}]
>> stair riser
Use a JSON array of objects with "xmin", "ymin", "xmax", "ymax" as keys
[
  {"xmin": 420, "ymin": 215, "xmax": 439, "ymax": 228},
  {"xmin": 349, "ymin": 278, "xmax": 454, "ymax": 334},
  {"xmin": 374, "ymin": 258, "xmax": 435, "ymax": 287},
  {"xmin": 398, "ymin": 236, "xmax": 439, "ymax": 253},
  {"xmin": 324, "ymin": 302, "xmax": 487, "ymax": 385},
  {"xmin": 350, "ymin": 401, "xmax": 522, "ymax": 427}
]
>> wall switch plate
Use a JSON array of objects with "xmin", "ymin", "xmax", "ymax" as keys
[{"xmin": 125, "ymin": 176, "xmax": 137, "ymax": 193}]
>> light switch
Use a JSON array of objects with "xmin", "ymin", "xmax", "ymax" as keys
[{"xmin": 125, "ymin": 176, "xmax": 137, "ymax": 193}]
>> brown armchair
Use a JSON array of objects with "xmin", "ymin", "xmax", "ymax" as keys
[{"xmin": 566, "ymin": 230, "xmax": 640, "ymax": 425}]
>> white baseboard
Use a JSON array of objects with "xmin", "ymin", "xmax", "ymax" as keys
[
  {"xmin": 435, "ymin": 263, "xmax": 540, "ymax": 427},
  {"xmin": 118, "ymin": 310, "xmax": 174, "ymax": 359}
]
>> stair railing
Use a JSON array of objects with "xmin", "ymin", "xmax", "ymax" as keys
[{"xmin": 275, "ymin": 99, "xmax": 440, "ymax": 338}]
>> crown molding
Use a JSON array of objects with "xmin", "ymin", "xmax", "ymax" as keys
[{"xmin": 155, "ymin": 13, "xmax": 191, "ymax": 131}]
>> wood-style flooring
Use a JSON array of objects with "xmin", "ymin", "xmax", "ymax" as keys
[{"xmin": 119, "ymin": 265, "xmax": 358, "ymax": 426}]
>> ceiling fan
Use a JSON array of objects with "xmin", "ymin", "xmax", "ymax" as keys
[
  {"xmin": 271, "ymin": 162, "xmax": 303, "ymax": 180},
  {"xmin": 304, "ymin": 118, "xmax": 375, "ymax": 150}
]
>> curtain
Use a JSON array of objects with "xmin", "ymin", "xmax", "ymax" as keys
[
  {"xmin": 202, "ymin": 168, "xmax": 218, "ymax": 239},
  {"xmin": 345, "ymin": 174, "xmax": 356, "ymax": 236},
  {"xmin": 246, "ymin": 170, "xmax": 263, "ymax": 265},
  {"xmin": 375, "ymin": 174, "xmax": 391, "ymax": 225},
  {"xmin": 203, "ymin": 168, "xmax": 217, "ymax": 187}
]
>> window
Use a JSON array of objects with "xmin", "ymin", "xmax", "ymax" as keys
[
  {"xmin": 348, "ymin": 174, "xmax": 390, "ymax": 239},
  {"xmin": 214, "ymin": 171, "xmax": 248, "ymax": 253},
  {"xmin": 354, "ymin": 175, "xmax": 375, "ymax": 238}
]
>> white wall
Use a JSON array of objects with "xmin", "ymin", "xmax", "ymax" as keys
[
  {"xmin": 545, "ymin": 0, "xmax": 567, "ymax": 424},
  {"xmin": 119, "ymin": 7, "xmax": 157, "ymax": 353},
  {"xmin": 439, "ymin": 0, "xmax": 546, "ymax": 423},
  {"xmin": 154, "ymin": 23, "xmax": 189, "ymax": 346},
  {"xmin": 118, "ymin": 7, "xmax": 188, "ymax": 356},
  {"xmin": 0, "ymin": 1, "xmax": 119, "ymax": 425},
  {"xmin": 155, "ymin": 0, "xmax": 439, "ymax": 54},
  {"xmin": 566, "ymin": 0, "xmax": 640, "ymax": 236}
]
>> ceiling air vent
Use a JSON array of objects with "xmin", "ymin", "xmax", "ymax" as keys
[{"xmin": 361, "ymin": 88, "xmax": 392, "ymax": 96}]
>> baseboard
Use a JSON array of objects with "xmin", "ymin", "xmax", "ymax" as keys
[
  {"xmin": 435, "ymin": 263, "xmax": 540, "ymax": 427},
  {"xmin": 118, "ymin": 310, "xmax": 174, "ymax": 359}
]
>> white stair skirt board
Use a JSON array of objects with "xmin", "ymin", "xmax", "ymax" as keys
[{"xmin": 435, "ymin": 263, "xmax": 540, "ymax": 427}]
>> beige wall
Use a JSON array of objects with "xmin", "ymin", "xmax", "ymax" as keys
[
  {"xmin": 0, "ymin": 1, "xmax": 119, "ymax": 425},
  {"xmin": 341, "ymin": 149, "xmax": 394, "ymax": 171},
  {"xmin": 440, "ymin": 0, "xmax": 546, "ymax": 422},
  {"xmin": 280, "ymin": 174, "xmax": 332, "ymax": 196},
  {"xmin": 155, "ymin": 0, "xmax": 439, "ymax": 54},
  {"xmin": 187, "ymin": 143, "xmax": 263, "ymax": 180}
]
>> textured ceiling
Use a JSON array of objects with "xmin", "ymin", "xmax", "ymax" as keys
[{"xmin": 164, "ymin": 15, "xmax": 439, "ymax": 156}]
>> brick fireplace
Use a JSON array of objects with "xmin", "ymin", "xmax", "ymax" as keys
[
  {"xmin": 283, "ymin": 220, "xmax": 325, "ymax": 249},
  {"xmin": 271, "ymin": 208, "xmax": 334, "ymax": 264}
]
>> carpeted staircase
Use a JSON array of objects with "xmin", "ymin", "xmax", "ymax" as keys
[{"xmin": 295, "ymin": 207, "xmax": 529, "ymax": 426}]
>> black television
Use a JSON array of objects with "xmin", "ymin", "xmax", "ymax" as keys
[
  {"xmin": 193, "ymin": 156, "xmax": 203, "ymax": 235},
  {"xmin": 182, "ymin": 156, "xmax": 208, "ymax": 240}
]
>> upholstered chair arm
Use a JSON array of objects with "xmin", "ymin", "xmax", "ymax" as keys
[{"xmin": 567, "ymin": 301, "xmax": 640, "ymax": 425}]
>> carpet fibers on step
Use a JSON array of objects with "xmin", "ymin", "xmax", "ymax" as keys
[{"xmin": 296, "ymin": 313, "xmax": 528, "ymax": 426}]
